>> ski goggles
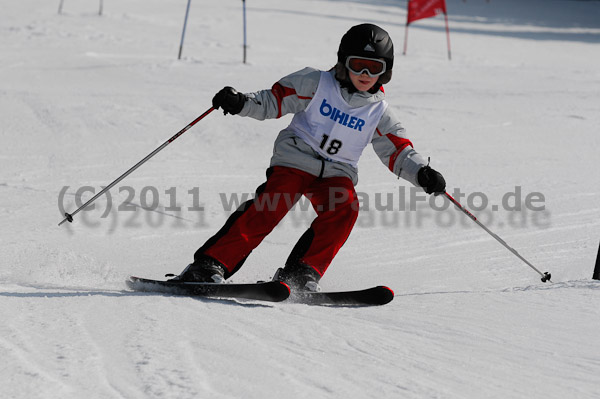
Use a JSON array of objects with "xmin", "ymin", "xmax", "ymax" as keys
[{"xmin": 345, "ymin": 56, "xmax": 387, "ymax": 77}]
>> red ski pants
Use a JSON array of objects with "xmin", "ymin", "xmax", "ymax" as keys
[{"xmin": 196, "ymin": 166, "xmax": 359, "ymax": 278}]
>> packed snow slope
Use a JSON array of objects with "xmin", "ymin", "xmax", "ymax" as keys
[{"xmin": 1, "ymin": 0, "xmax": 599, "ymax": 398}]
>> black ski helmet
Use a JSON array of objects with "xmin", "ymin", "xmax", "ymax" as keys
[{"xmin": 337, "ymin": 24, "xmax": 394, "ymax": 71}]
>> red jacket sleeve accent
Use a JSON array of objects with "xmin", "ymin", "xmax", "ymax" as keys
[
  {"xmin": 271, "ymin": 82, "xmax": 311, "ymax": 118},
  {"xmin": 386, "ymin": 134, "xmax": 413, "ymax": 171}
]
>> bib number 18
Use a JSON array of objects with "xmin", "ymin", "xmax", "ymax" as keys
[{"xmin": 319, "ymin": 134, "xmax": 343, "ymax": 155}]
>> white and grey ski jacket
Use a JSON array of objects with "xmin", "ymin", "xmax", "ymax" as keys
[{"xmin": 238, "ymin": 67, "xmax": 428, "ymax": 186}]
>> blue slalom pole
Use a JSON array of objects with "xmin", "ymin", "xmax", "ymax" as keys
[
  {"xmin": 178, "ymin": 0, "xmax": 192, "ymax": 60},
  {"xmin": 242, "ymin": 0, "xmax": 247, "ymax": 63}
]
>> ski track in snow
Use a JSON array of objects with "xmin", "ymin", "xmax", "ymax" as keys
[{"xmin": 2, "ymin": 0, "xmax": 600, "ymax": 398}]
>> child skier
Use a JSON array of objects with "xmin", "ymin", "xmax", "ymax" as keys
[{"xmin": 172, "ymin": 23, "xmax": 446, "ymax": 291}]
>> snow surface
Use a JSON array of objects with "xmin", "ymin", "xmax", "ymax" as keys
[{"xmin": 1, "ymin": 0, "xmax": 600, "ymax": 398}]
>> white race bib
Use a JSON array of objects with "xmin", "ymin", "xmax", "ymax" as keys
[{"xmin": 288, "ymin": 71, "xmax": 387, "ymax": 167}]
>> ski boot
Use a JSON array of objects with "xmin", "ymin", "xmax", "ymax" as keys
[
  {"xmin": 273, "ymin": 262, "xmax": 321, "ymax": 292},
  {"xmin": 168, "ymin": 256, "xmax": 226, "ymax": 283}
]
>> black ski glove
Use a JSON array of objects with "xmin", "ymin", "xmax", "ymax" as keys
[
  {"xmin": 212, "ymin": 86, "xmax": 246, "ymax": 115},
  {"xmin": 417, "ymin": 165, "xmax": 446, "ymax": 195}
]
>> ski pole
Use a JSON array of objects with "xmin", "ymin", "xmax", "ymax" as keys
[
  {"xmin": 58, "ymin": 107, "xmax": 215, "ymax": 226},
  {"xmin": 444, "ymin": 191, "xmax": 552, "ymax": 283}
]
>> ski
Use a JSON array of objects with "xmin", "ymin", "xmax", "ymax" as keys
[
  {"xmin": 126, "ymin": 276, "xmax": 291, "ymax": 303},
  {"xmin": 127, "ymin": 276, "xmax": 393, "ymax": 306},
  {"xmin": 291, "ymin": 286, "xmax": 394, "ymax": 306}
]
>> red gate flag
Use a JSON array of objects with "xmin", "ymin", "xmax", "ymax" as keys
[
  {"xmin": 407, "ymin": 0, "xmax": 447, "ymax": 25},
  {"xmin": 403, "ymin": 0, "xmax": 452, "ymax": 60}
]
